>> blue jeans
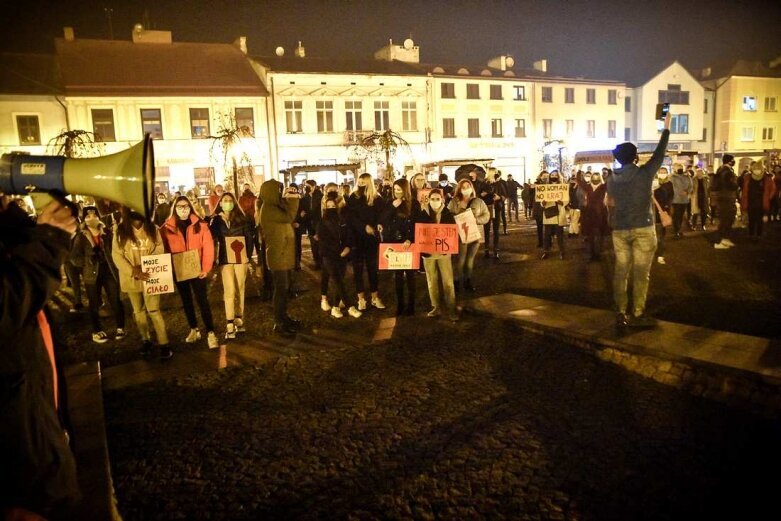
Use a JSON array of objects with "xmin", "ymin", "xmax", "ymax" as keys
[{"xmin": 611, "ymin": 226, "xmax": 657, "ymax": 317}]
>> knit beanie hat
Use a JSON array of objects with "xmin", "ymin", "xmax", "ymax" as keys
[
  {"xmin": 613, "ymin": 142, "xmax": 637, "ymax": 165},
  {"xmin": 722, "ymin": 154, "xmax": 735, "ymax": 164}
]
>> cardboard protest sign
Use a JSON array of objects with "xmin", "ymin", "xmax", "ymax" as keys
[
  {"xmin": 225, "ymin": 236, "xmax": 248, "ymax": 264},
  {"xmin": 378, "ymin": 243, "xmax": 421, "ymax": 270},
  {"xmin": 417, "ymin": 188, "xmax": 432, "ymax": 206},
  {"xmin": 172, "ymin": 249, "xmax": 201, "ymax": 281},
  {"xmin": 141, "ymin": 254, "xmax": 175, "ymax": 295},
  {"xmin": 414, "ymin": 223, "xmax": 459, "ymax": 254},
  {"xmin": 453, "ymin": 210, "xmax": 484, "ymax": 244},
  {"xmin": 534, "ymin": 183, "xmax": 569, "ymax": 203}
]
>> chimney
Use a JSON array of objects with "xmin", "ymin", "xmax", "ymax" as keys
[
  {"xmin": 533, "ymin": 59, "xmax": 547, "ymax": 73},
  {"xmin": 234, "ymin": 36, "xmax": 247, "ymax": 54},
  {"xmin": 488, "ymin": 55, "xmax": 515, "ymax": 71},
  {"xmin": 63, "ymin": 27, "xmax": 75, "ymax": 41},
  {"xmin": 701, "ymin": 67, "xmax": 712, "ymax": 79},
  {"xmin": 294, "ymin": 41, "xmax": 305, "ymax": 58}
]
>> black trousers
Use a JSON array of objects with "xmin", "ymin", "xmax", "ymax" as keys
[
  {"xmin": 483, "ymin": 207, "xmax": 500, "ymax": 252},
  {"xmin": 271, "ymin": 270, "xmax": 290, "ymax": 323},
  {"xmin": 85, "ymin": 268, "xmax": 124, "ymax": 332},
  {"xmin": 294, "ymin": 229, "xmax": 304, "ymax": 268},
  {"xmin": 543, "ymin": 224, "xmax": 565, "ymax": 253},
  {"xmin": 64, "ymin": 261, "xmax": 83, "ymax": 303},
  {"xmin": 310, "ymin": 224, "xmax": 321, "ymax": 268},
  {"xmin": 716, "ymin": 200, "xmax": 736, "ymax": 242},
  {"xmin": 394, "ymin": 269, "xmax": 416, "ymax": 312},
  {"xmin": 747, "ymin": 206, "xmax": 764, "ymax": 237},
  {"xmin": 322, "ymin": 256, "xmax": 352, "ymax": 307},
  {"xmin": 497, "ymin": 201, "xmax": 507, "ymax": 232},
  {"xmin": 672, "ymin": 203, "xmax": 688, "ymax": 234},
  {"xmin": 353, "ymin": 241, "xmax": 379, "ymax": 294},
  {"xmin": 176, "ymin": 277, "xmax": 215, "ymax": 331},
  {"xmin": 508, "ymin": 196, "xmax": 519, "ymax": 220},
  {"xmin": 535, "ymin": 216, "xmax": 543, "ymax": 247}
]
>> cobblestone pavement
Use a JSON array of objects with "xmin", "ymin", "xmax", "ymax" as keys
[{"xmin": 104, "ymin": 317, "xmax": 781, "ymax": 520}]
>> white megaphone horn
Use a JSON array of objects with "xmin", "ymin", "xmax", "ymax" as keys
[{"xmin": 0, "ymin": 134, "xmax": 155, "ymax": 219}]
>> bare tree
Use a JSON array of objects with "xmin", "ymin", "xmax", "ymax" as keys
[
  {"xmin": 349, "ymin": 129, "xmax": 410, "ymax": 181},
  {"xmin": 48, "ymin": 129, "xmax": 105, "ymax": 158},
  {"xmin": 209, "ymin": 112, "xmax": 254, "ymax": 192}
]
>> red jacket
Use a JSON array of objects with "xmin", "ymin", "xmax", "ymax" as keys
[
  {"xmin": 160, "ymin": 214, "xmax": 215, "ymax": 274},
  {"xmin": 741, "ymin": 174, "xmax": 776, "ymax": 213},
  {"xmin": 239, "ymin": 190, "xmax": 257, "ymax": 219}
]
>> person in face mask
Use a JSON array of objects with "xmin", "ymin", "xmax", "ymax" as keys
[
  {"xmin": 112, "ymin": 207, "xmax": 170, "ymax": 359},
  {"xmin": 153, "ymin": 192, "xmax": 171, "ymax": 227},
  {"xmin": 208, "ymin": 184, "xmax": 225, "ymax": 216},
  {"xmin": 690, "ymin": 168, "xmax": 710, "ymax": 231},
  {"xmin": 418, "ymin": 189, "xmax": 458, "ymax": 321},
  {"xmin": 575, "ymin": 171, "xmax": 609, "ymax": 261},
  {"xmin": 381, "ymin": 178, "xmax": 418, "ymax": 316},
  {"xmin": 670, "ymin": 164, "xmax": 693, "ymax": 238},
  {"xmin": 71, "ymin": 206, "xmax": 125, "ymax": 344},
  {"xmin": 160, "ymin": 196, "xmax": 219, "ymax": 349},
  {"xmin": 210, "ymin": 192, "xmax": 255, "ymax": 339},
  {"xmin": 653, "ymin": 168, "xmax": 674, "ymax": 264},
  {"xmin": 531, "ymin": 172, "xmax": 548, "ymax": 248},
  {"xmin": 740, "ymin": 160, "xmax": 774, "ymax": 240},
  {"xmin": 712, "ymin": 154, "xmax": 739, "ymax": 248},
  {"xmin": 317, "ymin": 193, "xmax": 362, "ymax": 319},
  {"xmin": 437, "ymin": 173, "xmax": 454, "ymax": 206},
  {"xmin": 447, "ymin": 179, "xmax": 490, "ymax": 292},
  {"xmin": 316, "ymin": 183, "xmax": 346, "ymax": 311},
  {"xmin": 539, "ymin": 170, "xmax": 569, "ymax": 260}
]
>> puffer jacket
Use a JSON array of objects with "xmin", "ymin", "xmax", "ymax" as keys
[
  {"xmin": 111, "ymin": 227, "xmax": 164, "ymax": 293},
  {"xmin": 258, "ymin": 180, "xmax": 299, "ymax": 271},
  {"xmin": 447, "ymin": 195, "xmax": 490, "ymax": 244},
  {"xmin": 160, "ymin": 214, "xmax": 215, "ymax": 274}
]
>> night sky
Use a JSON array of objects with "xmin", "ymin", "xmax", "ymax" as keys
[{"xmin": 2, "ymin": 0, "xmax": 780, "ymax": 82}]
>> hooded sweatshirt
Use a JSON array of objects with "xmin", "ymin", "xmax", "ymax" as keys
[{"xmin": 258, "ymin": 180, "xmax": 299, "ymax": 271}]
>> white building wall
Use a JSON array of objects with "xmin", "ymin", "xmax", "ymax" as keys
[{"xmin": 0, "ymin": 95, "xmax": 68, "ymax": 154}]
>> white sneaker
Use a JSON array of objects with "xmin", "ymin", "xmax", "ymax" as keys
[
  {"xmin": 347, "ymin": 306, "xmax": 362, "ymax": 318},
  {"xmin": 427, "ymin": 308, "xmax": 442, "ymax": 317},
  {"xmin": 357, "ymin": 298, "xmax": 367, "ymax": 311},
  {"xmin": 657, "ymin": 256, "xmax": 666, "ymax": 265},
  {"xmin": 722, "ymin": 238, "xmax": 735, "ymax": 247},
  {"xmin": 207, "ymin": 331, "xmax": 219, "ymax": 349},
  {"xmin": 321, "ymin": 298, "xmax": 332, "ymax": 312},
  {"xmin": 115, "ymin": 328, "xmax": 126, "ymax": 340},
  {"xmin": 371, "ymin": 296, "xmax": 386, "ymax": 309},
  {"xmin": 714, "ymin": 241, "xmax": 730, "ymax": 249},
  {"xmin": 338, "ymin": 300, "xmax": 346, "ymax": 309},
  {"xmin": 185, "ymin": 328, "xmax": 201, "ymax": 343},
  {"xmin": 234, "ymin": 317, "xmax": 245, "ymax": 333},
  {"xmin": 92, "ymin": 331, "xmax": 109, "ymax": 344},
  {"xmin": 331, "ymin": 307, "xmax": 344, "ymax": 318},
  {"xmin": 225, "ymin": 323, "xmax": 236, "ymax": 339}
]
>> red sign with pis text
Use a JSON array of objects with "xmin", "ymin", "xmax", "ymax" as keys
[{"xmin": 414, "ymin": 223, "xmax": 459, "ymax": 254}]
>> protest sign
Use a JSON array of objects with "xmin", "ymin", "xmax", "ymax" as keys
[
  {"xmin": 417, "ymin": 188, "xmax": 432, "ymax": 206},
  {"xmin": 378, "ymin": 243, "xmax": 421, "ymax": 270},
  {"xmin": 414, "ymin": 223, "xmax": 459, "ymax": 254},
  {"xmin": 225, "ymin": 236, "xmax": 248, "ymax": 264},
  {"xmin": 534, "ymin": 183, "xmax": 569, "ymax": 202},
  {"xmin": 141, "ymin": 254, "xmax": 175, "ymax": 295},
  {"xmin": 453, "ymin": 210, "xmax": 484, "ymax": 244},
  {"xmin": 172, "ymin": 249, "xmax": 201, "ymax": 281}
]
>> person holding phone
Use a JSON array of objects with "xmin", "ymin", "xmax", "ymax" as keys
[{"xmin": 607, "ymin": 111, "xmax": 671, "ymax": 328}]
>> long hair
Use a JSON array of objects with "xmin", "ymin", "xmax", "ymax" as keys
[
  {"xmin": 169, "ymin": 195, "xmax": 203, "ymax": 233},
  {"xmin": 454, "ymin": 179, "xmax": 475, "ymax": 203},
  {"xmin": 392, "ymin": 178, "xmax": 412, "ymax": 217},
  {"xmin": 116, "ymin": 206, "xmax": 158, "ymax": 248},
  {"xmin": 217, "ymin": 192, "xmax": 247, "ymax": 224},
  {"xmin": 353, "ymin": 173, "xmax": 378, "ymax": 206}
]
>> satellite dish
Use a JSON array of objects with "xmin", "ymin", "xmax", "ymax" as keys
[
  {"xmin": 505, "ymin": 56, "xmax": 515, "ymax": 68},
  {"xmin": 403, "ymin": 38, "xmax": 414, "ymax": 50},
  {"xmin": 133, "ymin": 23, "xmax": 144, "ymax": 33},
  {"xmin": 275, "ymin": 46, "xmax": 285, "ymax": 57}
]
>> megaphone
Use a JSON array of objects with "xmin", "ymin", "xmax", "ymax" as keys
[{"xmin": 0, "ymin": 134, "xmax": 155, "ymax": 219}]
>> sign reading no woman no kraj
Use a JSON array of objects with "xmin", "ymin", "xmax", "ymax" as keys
[{"xmin": 534, "ymin": 183, "xmax": 569, "ymax": 202}]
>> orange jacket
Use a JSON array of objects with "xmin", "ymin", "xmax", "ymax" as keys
[
  {"xmin": 741, "ymin": 174, "xmax": 776, "ymax": 213},
  {"xmin": 160, "ymin": 214, "xmax": 215, "ymax": 274}
]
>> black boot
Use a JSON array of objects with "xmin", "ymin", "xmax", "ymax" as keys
[
  {"xmin": 465, "ymin": 279, "xmax": 476, "ymax": 292},
  {"xmin": 454, "ymin": 280, "xmax": 461, "ymax": 293}
]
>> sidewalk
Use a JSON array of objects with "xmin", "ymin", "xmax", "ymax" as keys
[{"xmin": 466, "ymin": 293, "xmax": 781, "ymax": 414}]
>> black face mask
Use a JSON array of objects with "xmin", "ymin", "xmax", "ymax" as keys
[
  {"xmin": 357, "ymin": 185, "xmax": 367, "ymax": 196},
  {"xmin": 324, "ymin": 208, "xmax": 338, "ymax": 220}
]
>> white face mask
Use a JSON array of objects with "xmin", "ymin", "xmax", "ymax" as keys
[
  {"xmin": 429, "ymin": 199, "xmax": 443, "ymax": 210},
  {"xmin": 658, "ymin": 173, "xmax": 669, "ymax": 180},
  {"xmin": 176, "ymin": 207, "xmax": 191, "ymax": 220},
  {"xmin": 461, "ymin": 188, "xmax": 473, "ymax": 198}
]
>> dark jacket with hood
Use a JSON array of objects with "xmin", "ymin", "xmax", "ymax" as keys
[
  {"xmin": 345, "ymin": 191, "xmax": 385, "ymax": 247},
  {"xmin": 258, "ymin": 180, "xmax": 299, "ymax": 271},
  {"xmin": 0, "ymin": 203, "xmax": 80, "ymax": 515},
  {"xmin": 70, "ymin": 222, "xmax": 118, "ymax": 285},
  {"xmin": 316, "ymin": 208, "xmax": 354, "ymax": 260},
  {"xmin": 209, "ymin": 206, "xmax": 255, "ymax": 265}
]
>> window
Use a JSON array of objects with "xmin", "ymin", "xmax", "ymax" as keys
[
  {"xmin": 765, "ymin": 97, "xmax": 777, "ymax": 112},
  {"xmin": 140, "ymin": 109, "xmax": 163, "ymax": 139},
  {"xmin": 541, "ymin": 86, "xmax": 552, "ymax": 103},
  {"xmin": 587, "ymin": 120, "xmax": 595, "ymax": 138},
  {"xmin": 514, "ymin": 118, "xmax": 526, "ymax": 138},
  {"xmin": 316, "ymin": 101, "xmax": 333, "ymax": 133},
  {"xmin": 608, "ymin": 120, "xmax": 616, "ymax": 138},
  {"xmin": 443, "ymin": 118, "xmax": 455, "ymax": 138},
  {"xmin": 374, "ymin": 101, "xmax": 389, "ymax": 131},
  {"xmin": 670, "ymin": 114, "xmax": 689, "ymax": 134},
  {"xmin": 543, "ymin": 119, "xmax": 552, "ymax": 138},
  {"xmin": 235, "ymin": 107, "xmax": 254, "ymax": 136},
  {"xmin": 284, "ymin": 101, "xmax": 302, "ymax": 133},
  {"xmin": 742, "ymin": 96, "xmax": 757, "ymax": 111},
  {"xmin": 608, "ymin": 89, "xmax": 617, "ymax": 105},
  {"xmin": 659, "ymin": 84, "xmax": 689, "ymax": 104},
  {"xmin": 402, "ymin": 101, "xmax": 417, "ymax": 131},
  {"xmin": 625, "ymin": 128, "xmax": 631, "ymax": 141},
  {"xmin": 189, "ymin": 108, "xmax": 210, "ymax": 138},
  {"xmin": 91, "ymin": 109, "xmax": 115, "ymax": 142},
  {"xmin": 625, "ymin": 96, "xmax": 632, "ymax": 112},
  {"xmin": 345, "ymin": 100, "xmax": 363, "ymax": 131},
  {"xmin": 704, "ymin": 99, "xmax": 708, "ymax": 114},
  {"xmin": 763, "ymin": 127, "xmax": 775, "ymax": 141},
  {"xmin": 741, "ymin": 127, "xmax": 755, "ymax": 141},
  {"xmin": 565, "ymin": 88, "xmax": 574, "ymax": 104},
  {"xmin": 441, "ymin": 82, "xmax": 455, "ymax": 99},
  {"xmin": 586, "ymin": 89, "xmax": 596, "ymax": 104},
  {"xmin": 466, "ymin": 83, "xmax": 480, "ymax": 99},
  {"xmin": 467, "ymin": 118, "xmax": 480, "ymax": 138},
  {"xmin": 490, "ymin": 84, "xmax": 502, "ymax": 100},
  {"xmin": 566, "ymin": 119, "xmax": 574, "ymax": 137},
  {"xmin": 491, "ymin": 118, "xmax": 503, "ymax": 138},
  {"xmin": 513, "ymin": 85, "xmax": 526, "ymax": 101},
  {"xmin": 16, "ymin": 115, "xmax": 40, "ymax": 145}
]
